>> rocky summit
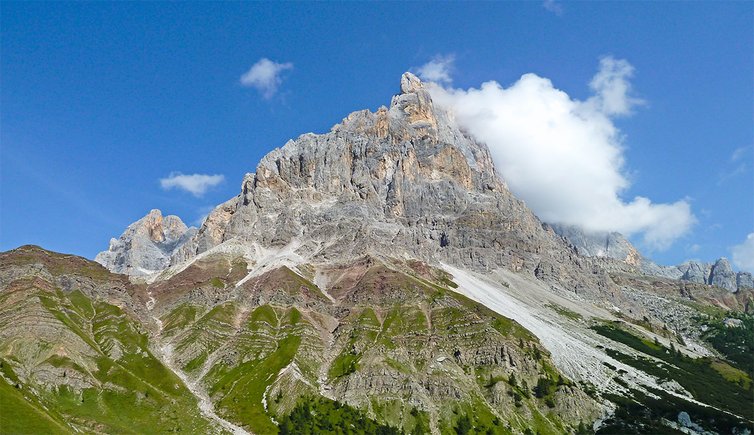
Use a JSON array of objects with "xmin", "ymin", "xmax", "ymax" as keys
[
  {"xmin": 3, "ymin": 73, "xmax": 754, "ymax": 434},
  {"xmin": 95, "ymin": 209, "xmax": 197, "ymax": 276}
]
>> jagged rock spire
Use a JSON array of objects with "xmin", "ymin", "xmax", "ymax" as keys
[{"xmin": 400, "ymin": 71, "xmax": 424, "ymax": 94}]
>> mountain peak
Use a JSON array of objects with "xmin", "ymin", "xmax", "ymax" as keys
[
  {"xmin": 98, "ymin": 72, "xmax": 563, "ymax": 282},
  {"xmin": 95, "ymin": 209, "xmax": 196, "ymax": 275},
  {"xmin": 400, "ymin": 71, "xmax": 424, "ymax": 94}
]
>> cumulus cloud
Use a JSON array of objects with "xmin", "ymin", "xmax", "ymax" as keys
[
  {"xmin": 160, "ymin": 173, "xmax": 224, "ymax": 197},
  {"xmin": 240, "ymin": 58, "xmax": 293, "ymax": 99},
  {"xmin": 732, "ymin": 233, "xmax": 754, "ymax": 273},
  {"xmin": 416, "ymin": 55, "xmax": 455, "ymax": 84},
  {"xmin": 426, "ymin": 57, "xmax": 695, "ymax": 250}
]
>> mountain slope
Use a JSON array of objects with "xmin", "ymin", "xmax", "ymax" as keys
[
  {"xmin": 146, "ymin": 243, "xmax": 604, "ymax": 433},
  {"xmin": 0, "ymin": 246, "xmax": 214, "ymax": 434},
  {"xmin": 2, "ymin": 246, "xmax": 603, "ymax": 434}
]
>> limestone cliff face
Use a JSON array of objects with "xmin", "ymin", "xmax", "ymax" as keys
[
  {"xmin": 95, "ymin": 209, "xmax": 196, "ymax": 275},
  {"xmin": 176, "ymin": 73, "xmax": 604, "ymax": 295}
]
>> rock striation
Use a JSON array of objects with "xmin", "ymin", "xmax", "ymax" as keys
[{"xmin": 96, "ymin": 209, "xmax": 196, "ymax": 275}]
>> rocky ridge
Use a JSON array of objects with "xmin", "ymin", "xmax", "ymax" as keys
[
  {"xmin": 550, "ymin": 225, "xmax": 752, "ymax": 293},
  {"xmin": 98, "ymin": 73, "xmax": 751, "ymax": 298}
]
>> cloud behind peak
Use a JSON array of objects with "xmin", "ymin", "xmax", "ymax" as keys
[{"xmin": 426, "ymin": 57, "xmax": 695, "ymax": 250}]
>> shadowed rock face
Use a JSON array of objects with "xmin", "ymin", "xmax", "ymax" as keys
[
  {"xmin": 95, "ymin": 209, "xmax": 197, "ymax": 275},
  {"xmin": 738, "ymin": 271, "xmax": 754, "ymax": 290}
]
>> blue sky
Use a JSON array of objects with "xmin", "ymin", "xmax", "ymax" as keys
[{"xmin": 1, "ymin": 2, "xmax": 752, "ymax": 270}]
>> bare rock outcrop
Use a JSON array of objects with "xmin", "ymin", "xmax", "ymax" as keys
[
  {"xmin": 709, "ymin": 257, "xmax": 736, "ymax": 292},
  {"xmin": 96, "ymin": 209, "xmax": 196, "ymax": 275}
]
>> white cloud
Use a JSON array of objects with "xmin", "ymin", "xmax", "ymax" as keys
[
  {"xmin": 718, "ymin": 145, "xmax": 751, "ymax": 185},
  {"xmin": 732, "ymin": 233, "xmax": 754, "ymax": 273},
  {"xmin": 240, "ymin": 58, "xmax": 293, "ymax": 99},
  {"xmin": 731, "ymin": 145, "xmax": 751, "ymax": 162},
  {"xmin": 543, "ymin": 0, "xmax": 564, "ymax": 16},
  {"xmin": 160, "ymin": 172, "xmax": 224, "ymax": 197},
  {"xmin": 587, "ymin": 56, "xmax": 644, "ymax": 116},
  {"xmin": 427, "ymin": 57, "xmax": 695, "ymax": 250},
  {"xmin": 415, "ymin": 55, "xmax": 455, "ymax": 84}
]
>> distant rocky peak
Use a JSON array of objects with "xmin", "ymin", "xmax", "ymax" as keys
[
  {"xmin": 549, "ymin": 223, "xmax": 750, "ymax": 293},
  {"xmin": 96, "ymin": 209, "xmax": 196, "ymax": 276},
  {"xmin": 709, "ymin": 257, "xmax": 736, "ymax": 291},
  {"xmin": 549, "ymin": 223, "xmax": 641, "ymax": 265}
]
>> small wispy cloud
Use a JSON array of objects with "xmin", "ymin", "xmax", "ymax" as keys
[
  {"xmin": 240, "ymin": 58, "xmax": 293, "ymax": 99},
  {"xmin": 587, "ymin": 56, "xmax": 644, "ymax": 116},
  {"xmin": 718, "ymin": 145, "xmax": 751, "ymax": 185},
  {"xmin": 415, "ymin": 54, "xmax": 455, "ymax": 84},
  {"xmin": 731, "ymin": 145, "xmax": 750, "ymax": 162},
  {"xmin": 160, "ymin": 172, "xmax": 224, "ymax": 197},
  {"xmin": 543, "ymin": 0, "xmax": 564, "ymax": 16},
  {"xmin": 732, "ymin": 233, "xmax": 754, "ymax": 273}
]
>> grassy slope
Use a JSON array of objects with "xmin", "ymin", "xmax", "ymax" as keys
[
  {"xmin": 0, "ymin": 285, "xmax": 212, "ymax": 434},
  {"xmin": 0, "ymin": 363, "xmax": 70, "ymax": 435},
  {"xmin": 205, "ymin": 305, "xmax": 306, "ymax": 433},
  {"xmin": 159, "ymin": 263, "xmax": 577, "ymax": 434},
  {"xmin": 593, "ymin": 322, "xmax": 754, "ymax": 432},
  {"xmin": 2, "ymin": 246, "xmax": 588, "ymax": 434}
]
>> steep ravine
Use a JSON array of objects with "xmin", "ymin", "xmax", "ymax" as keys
[{"xmin": 148, "ymin": 290, "xmax": 250, "ymax": 435}]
